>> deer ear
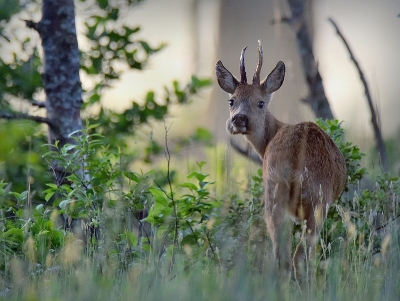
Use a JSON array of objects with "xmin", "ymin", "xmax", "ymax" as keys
[
  {"xmin": 215, "ymin": 60, "xmax": 240, "ymax": 94},
  {"xmin": 261, "ymin": 61, "xmax": 285, "ymax": 94}
]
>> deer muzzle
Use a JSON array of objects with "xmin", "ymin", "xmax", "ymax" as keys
[{"xmin": 228, "ymin": 114, "xmax": 249, "ymax": 134}]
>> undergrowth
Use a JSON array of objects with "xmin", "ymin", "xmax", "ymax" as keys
[{"xmin": 0, "ymin": 120, "xmax": 399, "ymax": 300}]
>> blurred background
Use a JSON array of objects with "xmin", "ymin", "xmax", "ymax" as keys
[
  {"xmin": 98, "ymin": 0, "xmax": 400, "ymax": 154},
  {"xmin": 1, "ymin": 0, "xmax": 400, "ymax": 188}
]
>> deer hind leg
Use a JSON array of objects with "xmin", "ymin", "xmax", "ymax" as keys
[
  {"xmin": 265, "ymin": 182, "xmax": 293, "ymax": 274},
  {"xmin": 293, "ymin": 202, "xmax": 328, "ymax": 285}
]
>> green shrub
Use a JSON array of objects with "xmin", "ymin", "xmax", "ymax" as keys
[{"xmin": 1, "ymin": 120, "xmax": 400, "ymax": 300}]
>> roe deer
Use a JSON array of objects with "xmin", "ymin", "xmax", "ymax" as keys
[{"xmin": 215, "ymin": 41, "xmax": 347, "ymax": 282}]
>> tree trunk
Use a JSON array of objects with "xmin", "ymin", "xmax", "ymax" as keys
[
  {"xmin": 30, "ymin": 0, "xmax": 83, "ymax": 183},
  {"xmin": 286, "ymin": 0, "xmax": 334, "ymax": 120}
]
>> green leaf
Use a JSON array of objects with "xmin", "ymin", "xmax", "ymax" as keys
[
  {"xmin": 36, "ymin": 204, "xmax": 44, "ymax": 213},
  {"xmin": 68, "ymin": 129, "xmax": 83, "ymax": 138},
  {"xmin": 108, "ymin": 8, "xmax": 119, "ymax": 20},
  {"xmin": 87, "ymin": 123, "xmax": 100, "ymax": 130},
  {"xmin": 199, "ymin": 181, "xmax": 215, "ymax": 189},
  {"xmin": 42, "ymin": 151, "xmax": 60, "ymax": 157},
  {"xmin": 149, "ymin": 187, "xmax": 165, "ymax": 198},
  {"xmin": 180, "ymin": 182, "xmax": 198, "ymax": 191},
  {"xmin": 127, "ymin": 231, "xmax": 138, "ymax": 246},
  {"xmin": 145, "ymin": 169, "xmax": 155, "ymax": 176},
  {"xmin": 187, "ymin": 172, "xmax": 209, "ymax": 182},
  {"xmin": 154, "ymin": 195, "xmax": 168, "ymax": 207},
  {"xmin": 45, "ymin": 191, "xmax": 55, "ymax": 202},
  {"xmin": 63, "ymin": 144, "xmax": 77, "ymax": 152},
  {"xmin": 98, "ymin": 0, "xmax": 108, "ymax": 9},
  {"xmin": 124, "ymin": 171, "xmax": 140, "ymax": 182},
  {"xmin": 1, "ymin": 228, "xmax": 23, "ymax": 239},
  {"xmin": 59, "ymin": 200, "xmax": 68, "ymax": 210},
  {"xmin": 196, "ymin": 161, "xmax": 206, "ymax": 169},
  {"xmin": 142, "ymin": 243, "xmax": 151, "ymax": 252}
]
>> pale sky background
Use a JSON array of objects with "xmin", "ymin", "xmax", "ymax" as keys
[{"xmin": 93, "ymin": 0, "xmax": 400, "ymax": 153}]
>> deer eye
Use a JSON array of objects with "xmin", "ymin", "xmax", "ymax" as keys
[
  {"xmin": 229, "ymin": 99, "xmax": 234, "ymax": 107},
  {"xmin": 258, "ymin": 101, "xmax": 265, "ymax": 109}
]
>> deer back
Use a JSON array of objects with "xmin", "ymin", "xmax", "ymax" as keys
[{"xmin": 263, "ymin": 122, "xmax": 347, "ymax": 222}]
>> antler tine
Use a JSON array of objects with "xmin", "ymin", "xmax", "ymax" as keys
[
  {"xmin": 252, "ymin": 40, "xmax": 263, "ymax": 85},
  {"xmin": 240, "ymin": 46, "xmax": 248, "ymax": 84}
]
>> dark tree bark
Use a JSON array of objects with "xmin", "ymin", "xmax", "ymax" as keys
[
  {"xmin": 285, "ymin": 0, "xmax": 334, "ymax": 120},
  {"xmin": 26, "ymin": 0, "xmax": 83, "ymax": 183},
  {"xmin": 35, "ymin": 0, "xmax": 83, "ymax": 144}
]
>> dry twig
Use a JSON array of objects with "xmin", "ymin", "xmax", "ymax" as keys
[
  {"xmin": 329, "ymin": 18, "xmax": 388, "ymax": 171},
  {"xmin": 163, "ymin": 121, "xmax": 179, "ymax": 274}
]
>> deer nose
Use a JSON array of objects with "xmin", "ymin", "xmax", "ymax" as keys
[{"xmin": 232, "ymin": 114, "xmax": 248, "ymax": 128}]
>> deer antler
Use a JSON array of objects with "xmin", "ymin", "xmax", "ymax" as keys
[
  {"xmin": 253, "ymin": 40, "xmax": 263, "ymax": 85},
  {"xmin": 240, "ymin": 46, "xmax": 248, "ymax": 84}
]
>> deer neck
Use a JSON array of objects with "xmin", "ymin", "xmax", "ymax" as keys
[{"xmin": 244, "ymin": 112, "xmax": 285, "ymax": 159}]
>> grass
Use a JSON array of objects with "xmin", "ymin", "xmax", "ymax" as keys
[
  {"xmin": 2, "ymin": 241, "xmax": 400, "ymax": 301},
  {"xmin": 1, "ymin": 122, "xmax": 400, "ymax": 300}
]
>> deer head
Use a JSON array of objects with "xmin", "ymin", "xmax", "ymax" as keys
[{"xmin": 215, "ymin": 40, "xmax": 285, "ymax": 156}]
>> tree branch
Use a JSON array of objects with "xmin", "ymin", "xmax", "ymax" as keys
[
  {"xmin": 230, "ymin": 138, "xmax": 263, "ymax": 165},
  {"xmin": 281, "ymin": 0, "xmax": 334, "ymax": 120},
  {"xmin": 375, "ymin": 214, "xmax": 400, "ymax": 232},
  {"xmin": 328, "ymin": 18, "xmax": 388, "ymax": 171},
  {"xmin": 30, "ymin": 100, "xmax": 46, "ymax": 108},
  {"xmin": 23, "ymin": 19, "xmax": 41, "ymax": 32},
  {"xmin": 0, "ymin": 113, "xmax": 52, "ymax": 125},
  {"xmin": 270, "ymin": 16, "xmax": 292, "ymax": 25}
]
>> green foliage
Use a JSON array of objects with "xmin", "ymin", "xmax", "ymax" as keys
[
  {"xmin": 0, "ymin": 0, "xmax": 211, "ymax": 198},
  {"xmin": 80, "ymin": 0, "xmax": 163, "ymax": 109},
  {"xmin": 174, "ymin": 127, "xmax": 214, "ymax": 153},
  {"xmin": 0, "ymin": 51, "xmax": 42, "ymax": 108},
  {"xmin": 316, "ymin": 119, "xmax": 367, "ymax": 190},
  {"xmin": 0, "ymin": 127, "xmax": 221, "ymax": 273},
  {"xmin": 91, "ymin": 76, "xmax": 211, "ymax": 153},
  {"xmin": 0, "ymin": 180, "xmax": 66, "ymax": 268},
  {"xmin": 317, "ymin": 119, "xmax": 400, "ymax": 263},
  {"xmin": 146, "ymin": 161, "xmax": 218, "ymax": 260},
  {"xmin": 1, "ymin": 122, "xmax": 400, "ymax": 299},
  {"xmin": 211, "ymin": 168, "xmax": 267, "ymax": 268},
  {"xmin": 0, "ymin": 121, "xmax": 50, "ymax": 195},
  {"xmin": 324, "ymin": 173, "xmax": 400, "ymax": 257},
  {"xmin": 0, "ymin": 0, "xmax": 19, "ymax": 24}
]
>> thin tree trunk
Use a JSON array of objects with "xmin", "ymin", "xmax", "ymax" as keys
[{"xmin": 285, "ymin": 0, "xmax": 334, "ymax": 120}]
